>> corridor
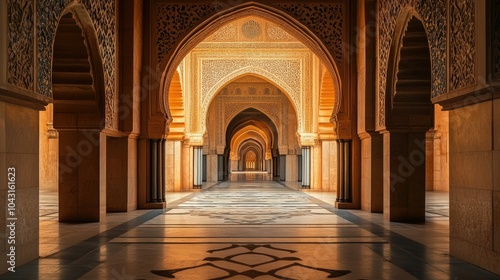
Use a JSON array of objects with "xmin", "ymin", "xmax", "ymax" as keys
[{"xmin": 2, "ymin": 182, "xmax": 498, "ymax": 280}]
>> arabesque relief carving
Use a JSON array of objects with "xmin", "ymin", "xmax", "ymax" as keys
[
  {"xmin": 450, "ymin": 0, "xmax": 476, "ymax": 90},
  {"xmin": 7, "ymin": 0, "xmax": 34, "ymax": 90},
  {"xmin": 36, "ymin": 0, "xmax": 117, "ymax": 128},
  {"xmin": 378, "ymin": 0, "xmax": 447, "ymax": 127}
]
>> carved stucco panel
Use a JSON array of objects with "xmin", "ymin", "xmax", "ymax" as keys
[
  {"xmin": 275, "ymin": 3, "xmax": 344, "ymax": 68},
  {"xmin": 197, "ymin": 58, "xmax": 304, "ymax": 133},
  {"xmin": 495, "ymin": 1, "xmax": 500, "ymax": 80},
  {"xmin": 156, "ymin": 3, "xmax": 223, "ymax": 62},
  {"xmin": 81, "ymin": 0, "xmax": 117, "ymax": 129},
  {"xmin": 7, "ymin": 0, "xmax": 34, "ymax": 90},
  {"xmin": 377, "ymin": 0, "xmax": 447, "ymax": 128},
  {"xmin": 450, "ymin": 0, "xmax": 476, "ymax": 90}
]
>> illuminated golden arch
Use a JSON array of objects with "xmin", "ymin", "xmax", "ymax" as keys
[
  {"xmin": 203, "ymin": 71, "xmax": 299, "ymax": 133},
  {"xmin": 159, "ymin": 3, "xmax": 342, "ymax": 126}
]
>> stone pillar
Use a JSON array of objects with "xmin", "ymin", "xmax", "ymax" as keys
[
  {"xmin": 383, "ymin": 131, "xmax": 426, "ymax": 222},
  {"xmin": 425, "ymin": 130, "xmax": 436, "ymax": 191},
  {"xmin": 39, "ymin": 104, "xmax": 59, "ymax": 192},
  {"xmin": 58, "ymin": 129, "xmax": 106, "ymax": 222},
  {"xmin": 448, "ymin": 100, "xmax": 500, "ymax": 275},
  {"xmin": 322, "ymin": 140, "xmax": 337, "ymax": 192},
  {"xmin": 0, "ymin": 102, "xmax": 40, "ymax": 274},
  {"xmin": 106, "ymin": 136, "xmax": 138, "ymax": 212},
  {"xmin": 286, "ymin": 154, "xmax": 297, "ymax": 181},
  {"xmin": 193, "ymin": 146, "xmax": 203, "ymax": 188},
  {"xmin": 301, "ymin": 147, "xmax": 311, "ymax": 188},
  {"xmin": 206, "ymin": 154, "xmax": 218, "ymax": 182},
  {"xmin": 217, "ymin": 154, "xmax": 224, "ymax": 181},
  {"xmin": 165, "ymin": 140, "xmax": 182, "ymax": 192},
  {"xmin": 279, "ymin": 155, "xmax": 286, "ymax": 181},
  {"xmin": 360, "ymin": 133, "xmax": 383, "ymax": 213}
]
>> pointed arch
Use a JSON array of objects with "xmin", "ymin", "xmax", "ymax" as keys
[
  {"xmin": 385, "ymin": 7, "xmax": 433, "ymax": 129},
  {"xmin": 158, "ymin": 2, "xmax": 342, "ymax": 125}
]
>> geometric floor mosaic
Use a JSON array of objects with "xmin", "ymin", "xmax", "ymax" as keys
[{"xmin": 2, "ymin": 181, "xmax": 499, "ymax": 279}]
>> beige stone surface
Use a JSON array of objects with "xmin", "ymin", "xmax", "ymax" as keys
[
  {"xmin": 0, "ymin": 102, "xmax": 40, "ymax": 275},
  {"xmin": 449, "ymin": 101, "xmax": 492, "ymax": 153},
  {"xmin": 450, "ymin": 187, "xmax": 492, "ymax": 249},
  {"xmin": 449, "ymin": 151, "xmax": 492, "ymax": 190}
]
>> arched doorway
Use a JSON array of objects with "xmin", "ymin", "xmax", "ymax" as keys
[
  {"xmin": 383, "ymin": 12, "xmax": 448, "ymax": 222},
  {"xmin": 50, "ymin": 7, "xmax": 106, "ymax": 222}
]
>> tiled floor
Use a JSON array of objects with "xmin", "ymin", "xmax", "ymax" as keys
[{"xmin": 1, "ymin": 182, "xmax": 498, "ymax": 279}]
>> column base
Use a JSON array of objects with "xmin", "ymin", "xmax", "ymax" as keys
[
  {"xmin": 301, "ymin": 185, "xmax": 311, "ymax": 189},
  {"xmin": 138, "ymin": 201, "xmax": 165, "ymax": 209},
  {"xmin": 193, "ymin": 185, "xmax": 202, "ymax": 189},
  {"xmin": 336, "ymin": 201, "xmax": 357, "ymax": 209}
]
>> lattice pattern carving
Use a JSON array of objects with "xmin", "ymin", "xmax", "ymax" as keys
[
  {"xmin": 275, "ymin": 3, "xmax": 344, "ymax": 67},
  {"xmin": 156, "ymin": 3, "xmax": 223, "ymax": 62},
  {"xmin": 266, "ymin": 24, "xmax": 294, "ymax": 41},
  {"xmin": 36, "ymin": 0, "xmax": 69, "ymax": 96},
  {"xmin": 82, "ymin": 0, "xmax": 117, "ymax": 129},
  {"xmin": 377, "ymin": 0, "xmax": 447, "ymax": 127},
  {"xmin": 450, "ymin": 0, "xmax": 475, "ymax": 90},
  {"xmin": 209, "ymin": 23, "xmax": 237, "ymax": 41},
  {"xmin": 200, "ymin": 59, "xmax": 301, "ymax": 111},
  {"xmin": 36, "ymin": 0, "xmax": 117, "ymax": 129},
  {"xmin": 493, "ymin": 1, "xmax": 500, "ymax": 80},
  {"xmin": 7, "ymin": 0, "xmax": 34, "ymax": 90}
]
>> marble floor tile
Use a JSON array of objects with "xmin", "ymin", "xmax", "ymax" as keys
[{"xmin": 0, "ymin": 181, "xmax": 498, "ymax": 279}]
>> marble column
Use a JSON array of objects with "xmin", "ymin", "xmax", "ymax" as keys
[
  {"xmin": 336, "ymin": 140, "xmax": 351, "ymax": 202},
  {"xmin": 301, "ymin": 147, "xmax": 311, "ymax": 188},
  {"xmin": 193, "ymin": 146, "xmax": 203, "ymax": 188}
]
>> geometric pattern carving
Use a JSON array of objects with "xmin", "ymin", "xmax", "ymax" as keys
[
  {"xmin": 156, "ymin": 3, "xmax": 223, "ymax": 62},
  {"xmin": 377, "ymin": 0, "xmax": 447, "ymax": 127},
  {"xmin": 36, "ymin": 0, "xmax": 69, "ymax": 96},
  {"xmin": 266, "ymin": 24, "xmax": 295, "ymax": 41},
  {"xmin": 209, "ymin": 23, "xmax": 238, "ymax": 41},
  {"xmin": 36, "ymin": 0, "xmax": 116, "ymax": 128},
  {"xmin": 200, "ymin": 59, "xmax": 301, "ymax": 114},
  {"xmin": 7, "ymin": 0, "xmax": 34, "ymax": 90},
  {"xmin": 450, "ymin": 0, "xmax": 476, "ymax": 90},
  {"xmin": 82, "ymin": 0, "xmax": 117, "ymax": 129},
  {"xmin": 193, "ymin": 52, "xmax": 309, "ymax": 138},
  {"xmin": 493, "ymin": 1, "xmax": 500, "ymax": 80},
  {"xmin": 275, "ymin": 3, "xmax": 344, "ymax": 68}
]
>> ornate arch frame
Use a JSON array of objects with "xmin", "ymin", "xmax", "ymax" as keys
[
  {"xmin": 157, "ymin": 2, "xmax": 342, "ymax": 130},
  {"xmin": 54, "ymin": 2, "xmax": 106, "ymax": 128},
  {"xmin": 384, "ymin": 7, "xmax": 432, "ymax": 130}
]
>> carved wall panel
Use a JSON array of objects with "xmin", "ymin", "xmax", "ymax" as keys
[
  {"xmin": 450, "ymin": 0, "xmax": 475, "ymax": 90},
  {"xmin": 7, "ymin": 0, "xmax": 34, "ymax": 90},
  {"xmin": 156, "ymin": 3, "xmax": 223, "ymax": 62},
  {"xmin": 275, "ymin": 3, "xmax": 344, "ymax": 69},
  {"xmin": 81, "ymin": 0, "xmax": 117, "ymax": 129},
  {"xmin": 200, "ymin": 58, "xmax": 301, "ymax": 111},
  {"xmin": 36, "ymin": 0, "xmax": 69, "ymax": 97},
  {"xmin": 36, "ymin": 0, "xmax": 117, "ymax": 129},
  {"xmin": 494, "ymin": 1, "xmax": 500, "ymax": 80},
  {"xmin": 377, "ymin": 0, "xmax": 447, "ymax": 128}
]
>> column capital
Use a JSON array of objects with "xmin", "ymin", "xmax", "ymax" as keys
[
  {"xmin": 187, "ymin": 133, "xmax": 204, "ymax": 146},
  {"xmin": 298, "ymin": 132, "xmax": 318, "ymax": 146}
]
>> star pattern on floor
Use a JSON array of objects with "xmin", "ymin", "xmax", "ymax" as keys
[{"xmin": 151, "ymin": 244, "xmax": 352, "ymax": 279}]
